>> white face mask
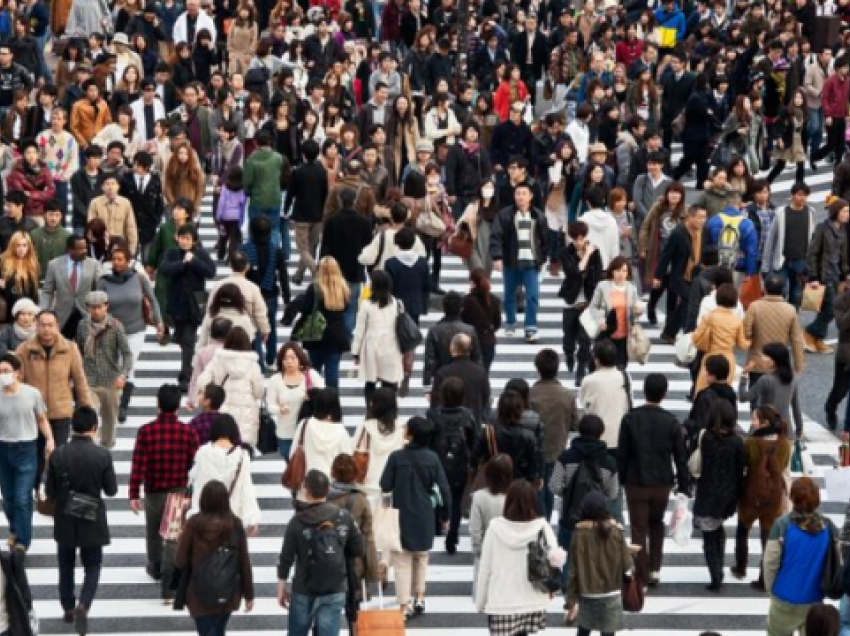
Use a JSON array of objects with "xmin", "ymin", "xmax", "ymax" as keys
[
  {"xmin": 482, "ymin": 186, "xmax": 495, "ymax": 198},
  {"xmin": 0, "ymin": 373, "xmax": 14, "ymax": 387}
]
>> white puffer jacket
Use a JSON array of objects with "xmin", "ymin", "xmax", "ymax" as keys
[
  {"xmin": 188, "ymin": 443, "xmax": 261, "ymax": 528},
  {"xmin": 197, "ymin": 348, "xmax": 264, "ymax": 447}
]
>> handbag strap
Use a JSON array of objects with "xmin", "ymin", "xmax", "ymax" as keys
[
  {"xmin": 228, "ymin": 451, "xmax": 244, "ymax": 496},
  {"xmin": 297, "ymin": 417, "xmax": 310, "ymax": 446},
  {"xmin": 357, "ymin": 428, "xmax": 370, "ymax": 452}
]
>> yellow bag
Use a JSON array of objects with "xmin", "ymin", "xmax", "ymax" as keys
[
  {"xmin": 360, "ymin": 283, "xmax": 371, "ymax": 302},
  {"xmin": 658, "ymin": 26, "xmax": 677, "ymax": 48}
]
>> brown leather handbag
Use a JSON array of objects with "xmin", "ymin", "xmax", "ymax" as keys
[
  {"xmin": 353, "ymin": 429, "xmax": 371, "ymax": 484},
  {"xmin": 622, "ymin": 572, "xmax": 645, "ymax": 612},
  {"xmin": 281, "ymin": 418, "xmax": 309, "ymax": 491}
]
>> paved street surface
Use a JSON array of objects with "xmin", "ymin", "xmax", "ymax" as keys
[{"xmin": 21, "ymin": 152, "xmax": 848, "ymax": 634}]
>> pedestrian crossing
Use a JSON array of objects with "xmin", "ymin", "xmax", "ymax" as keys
[{"xmin": 24, "ymin": 154, "xmax": 847, "ymax": 635}]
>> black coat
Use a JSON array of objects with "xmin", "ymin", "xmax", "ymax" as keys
[
  {"xmin": 472, "ymin": 46, "xmax": 509, "ymax": 91},
  {"xmin": 431, "ymin": 356, "xmax": 491, "ymax": 424},
  {"xmin": 121, "ymin": 172, "xmax": 164, "ymax": 245},
  {"xmin": 490, "ymin": 120, "xmax": 536, "ymax": 168},
  {"xmin": 445, "ymin": 143, "xmax": 492, "ymax": 199},
  {"xmin": 70, "ymin": 168, "xmax": 104, "ymax": 232},
  {"xmin": 285, "ymin": 161, "xmax": 328, "ymax": 224},
  {"xmin": 45, "ymin": 436, "xmax": 118, "ymax": 549},
  {"xmin": 426, "ymin": 405, "xmax": 477, "ymax": 485},
  {"xmin": 617, "ymin": 405, "xmax": 691, "ymax": 492},
  {"xmin": 385, "ymin": 256, "xmax": 430, "ymax": 320},
  {"xmin": 654, "ymin": 224, "xmax": 698, "ymax": 299},
  {"xmin": 660, "ymin": 70, "xmax": 694, "ymax": 123},
  {"xmin": 681, "ymin": 91, "xmax": 716, "ymax": 144},
  {"xmin": 0, "ymin": 550, "xmax": 32, "ymax": 636},
  {"xmin": 490, "ymin": 205, "xmax": 548, "ymax": 269},
  {"xmin": 380, "ymin": 444, "xmax": 451, "ymax": 552},
  {"xmin": 511, "ymin": 30, "xmax": 549, "ymax": 80},
  {"xmin": 303, "ymin": 34, "xmax": 338, "ymax": 79},
  {"xmin": 159, "ymin": 245, "xmax": 217, "ymax": 324},
  {"xmin": 558, "ymin": 242, "xmax": 603, "ymax": 305},
  {"xmin": 692, "ymin": 430, "xmax": 745, "ymax": 519},
  {"xmin": 294, "ymin": 282, "xmax": 351, "ymax": 353},
  {"xmin": 319, "ymin": 208, "xmax": 373, "ymax": 283},
  {"xmin": 473, "ymin": 423, "xmax": 539, "ymax": 482},
  {"xmin": 423, "ymin": 317, "xmax": 482, "ymax": 385}
]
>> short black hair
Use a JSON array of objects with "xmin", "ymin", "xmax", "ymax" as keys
[
  {"xmin": 585, "ymin": 185, "xmax": 608, "ymax": 209},
  {"xmin": 790, "ymin": 181, "xmax": 811, "ymax": 195},
  {"xmin": 394, "ymin": 227, "xmax": 416, "ymax": 250},
  {"xmin": 390, "ymin": 203, "xmax": 408, "ymax": 224},
  {"xmin": 340, "ymin": 188, "xmax": 356, "ymax": 207},
  {"xmin": 203, "ymin": 383, "xmax": 226, "ymax": 410},
  {"xmin": 72, "ymin": 405, "xmax": 99, "ymax": 433},
  {"xmin": 229, "ymin": 251, "xmax": 249, "ymax": 273},
  {"xmin": 176, "ymin": 223, "xmax": 199, "ymax": 242},
  {"xmin": 210, "ymin": 317, "xmax": 233, "ymax": 340},
  {"xmin": 764, "ymin": 273, "xmax": 784, "ymax": 296},
  {"xmin": 304, "ymin": 469, "xmax": 330, "ymax": 498},
  {"xmin": 0, "ymin": 353, "xmax": 20, "ymax": 370},
  {"xmin": 157, "ymin": 384, "xmax": 182, "ymax": 413},
  {"xmin": 716, "ymin": 282, "xmax": 738, "ymax": 308},
  {"xmin": 534, "ymin": 348, "xmax": 559, "ymax": 380},
  {"xmin": 578, "ymin": 414, "xmax": 604, "ymax": 439},
  {"xmin": 302, "ymin": 139, "xmax": 320, "ymax": 162},
  {"xmin": 704, "ymin": 354, "xmax": 730, "ymax": 381},
  {"xmin": 134, "ymin": 151, "xmax": 153, "ymax": 170},
  {"xmin": 5, "ymin": 190, "xmax": 26, "ymax": 207},
  {"xmin": 442, "ymin": 291, "xmax": 463, "ymax": 318},
  {"xmin": 439, "ymin": 376, "xmax": 465, "ymax": 408},
  {"xmin": 407, "ymin": 416, "xmax": 435, "ymax": 446},
  {"xmin": 255, "ymin": 129, "xmax": 272, "ymax": 147},
  {"xmin": 44, "ymin": 199, "xmax": 62, "ymax": 214},
  {"xmin": 643, "ymin": 373, "xmax": 667, "ymax": 403},
  {"xmin": 209, "ymin": 413, "xmax": 240, "ymax": 445},
  {"xmin": 312, "ymin": 388, "xmax": 342, "ymax": 422},
  {"xmin": 593, "ymin": 339, "xmax": 617, "ymax": 368}
]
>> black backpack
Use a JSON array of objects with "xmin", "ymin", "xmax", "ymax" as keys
[
  {"xmin": 434, "ymin": 412, "xmax": 471, "ymax": 483},
  {"xmin": 562, "ymin": 458, "xmax": 604, "ymax": 528},
  {"xmin": 304, "ymin": 516, "xmax": 347, "ymax": 596},
  {"xmin": 193, "ymin": 532, "xmax": 241, "ymax": 608}
]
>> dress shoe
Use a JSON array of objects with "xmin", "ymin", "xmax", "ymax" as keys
[
  {"xmin": 74, "ymin": 604, "xmax": 88, "ymax": 635},
  {"xmin": 660, "ymin": 333, "xmax": 675, "ymax": 346},
  {"xmin": 803, "ymin": 332, "xmax": 818, "ymax": 353},
  {"xmin": 816, "ymin": 339, "xmax": 835, "ymax": 354}
]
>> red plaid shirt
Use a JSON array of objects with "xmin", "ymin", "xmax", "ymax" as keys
[{"xmin": 129, "ymin": 413, "xmax": 199, "ymax": 500}]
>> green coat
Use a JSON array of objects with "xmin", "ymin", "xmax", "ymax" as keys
[
  {"xmin": 146, "ymin": 219, "xmax": 178, "ymax": 322},
  {"xmin": 31, "ymin": 225, "xmax": 71, "ymax": 282},
  {"xmin": 244, "ymin": 148, "xmax": 284, "ymax": 209}
]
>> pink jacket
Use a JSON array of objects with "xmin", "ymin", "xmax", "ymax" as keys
[{"xmin": 188, "ymin": 342, "xmax": 224, "ymax": 403}]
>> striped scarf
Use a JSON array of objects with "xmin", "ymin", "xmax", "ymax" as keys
[{"xmin": 243, "ymin": 240, "xmax": 275, "ymax": 292}]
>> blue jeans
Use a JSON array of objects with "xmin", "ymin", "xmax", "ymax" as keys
[
  {"xmin": 557, "ymin": 525, "xmax": 573, "ymax": 595},
  {"xmin": 807, "ymin": 281, "xmax": 836, "ymax": 341},
  {"xmin": 249, "ymin": 205, "xmax": 282, "ymax": 255},
  {"xmin": 55, "ymin": 180, "xmax": 69, "ymax": 226},
  {"xmin": 278, "ymin": 438, "xmax": 293, "ymax": 459},
  {"xmin": 775, "ymin": 258, "xmax": 808, "ymax": 309},
  {"xmin": 344, "ymin": 282, "xmax": 361, "ymax": 338},
  {"xmin": 840, "ymin": 594, "xmax": 850, "ymax": 636},
  {"xmin": 503, "ymin": 265, "xmax": 540, "ymax": 331},
  {"xmin": 280, "ymin": 214, "xmax": 292, "ymax": 261},
  {"xmin": 0, "ymin": 440, "xmax": 37, "ymax": 547},
  {"xmin": 288, "ymin": 591, "xmax": 346, "ymax": 636},
  {"xmin": 194, "ymin": 612, "xmax": 231, "ymax": 636},
  {"xmin": 254, "ymin": 294, "xmax": 278, "ymax": 369},
  {"xmin": 808, "ymin": 107, "xmax": 824, "ymax": 156},
  {"xmin": 308, "ymin": 349, "xmax": 341, "ymax": 388}
]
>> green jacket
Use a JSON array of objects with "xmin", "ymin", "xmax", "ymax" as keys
[
  {"xmin": 31, "ymin": 225, "xmax": 71, "ymax": 282},
  {"xmin": 244, "ymin": 148, "xmax": 284, "ymax": 209},
  {"xmin": 147, "ymin": 219, "xmax": 179, "ymax": 322}
]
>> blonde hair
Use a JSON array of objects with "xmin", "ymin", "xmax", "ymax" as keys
[
  {"xmin": 315, "ymin": 256, "xmax": 350, "ymax": 311},
  {"xmin": 1, "ymin": 231, "xmax": 39, "ymax": 290}
]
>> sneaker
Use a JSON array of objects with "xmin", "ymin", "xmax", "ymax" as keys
[
  {"xmin": 816, "ymin": 339, "xmax": 835, "ymax": 354},
  {"xmin": 74, "ymin": 604, "xmax": 88, "ymax": 635},
  {"xmin": 525, "ymin": 331, "xmax": 539, "ymax": 343},
  {"xmin": 404, "ymin": 603, "xmax": 416, "ymax": 621},
  {"xmin": 803, "ymin": 332, "xmax": 818, "ymax": 353},
  {"xmin": 504, "ymin": 326, "xmax": 516, "ymax": 337},
  {"xmin": 414, "ymin": 599, "xmax": 425, "ymax": 615}
]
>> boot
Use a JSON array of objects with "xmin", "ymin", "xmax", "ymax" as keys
[
  {"xmin": 703, "ymin": 530, "xmax": 723, "ymax": 591},
  {"xmin": 118, "ymin": 382, "xmax": 134, "ymax": 424},
  {"xmin": 731, "ymin": 521, "xmax": 748, "ymax": 579},
  {"xmin": 647, "ymin": 286, "xmax": 662, "ymax": 325}
]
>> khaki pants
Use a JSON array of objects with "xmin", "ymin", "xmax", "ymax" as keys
[
  {"xmin": 391, "ymin": 550, "xmax": 429, "ymax": 607},
  {"xmin": 767, "ymin": 596, "xmax": 811, "ymax": 636},
  {"xmin": 294, "ymin": 222, "xmax": 322, "ymax": 281},
  {"xmin": 90, "ymin": 386, "xmax": 120, "ymax": 449}
]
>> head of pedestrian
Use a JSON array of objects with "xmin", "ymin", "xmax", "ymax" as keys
[
  {"xmin": 643, "ymin": 373, "xmax": 667, "ymax": 405},
  {"xmin": 72, "ymin": 405, "xmax": 99, "ymax": 438},
  {"xmin": 764, "ymin": 274, "xmax": 785, "ymax": 297},
  {"xmin": 11, "ymin": 298, "xmax": 37, "ymax": 335},
  {"xmin": 36, "ymin": 311, "xmax": 59, "ymax": 348},
  {"xmin": 303, "ymin": 470, "xmax": 330, "ymax": 503},
  {"xmin": 704, "ymin": 354, "xmax": 730, "ymax": 386},
  {"xmin": 157, "ymin": 384, "xmax": 182, "ymax": 415},
  {"xmin": 0, "ymin": 353, "xmax": 21, "ymax": 391},
  {"xmin": 86, "ymin": 291, "xmax": 109, "ymax": 324},
  {"xmin": 5, "ymin": 190, "xmax": 25, "ymax": 220},
  {"xmin": 442, "ymin": 291, "xmax": 463, "ymax": 320},
  {"xmin": 201, "ymin": 383, "xmax": 225, "ymax": 414},
  {"xmin": 509, "ymin": 101, "xmax": 524, "ymax": 125},
  {"xmin": 43, "ymin": 200, "xmax": 63, "ymax": 230},
  {"xmin": 685, "ymin": 205, "xmax": 707, "ymax": 232},
  {"xmin": 176, "ymin": 224, "xmax": 199, "ymax": 251},
  {"xmin": 503, "ymin": 479, "xmax": 539, "ymax": 522},
  {"xmin": 68, "ymin": 234, "xmax": 87, "ymax": 263},
  {"xmin": 406, "ymin": 415, "xmax": 434, "ymax": 447},
  {"xmin": 578, "ymin": 414, "xmax": 604, "ymax": 440},
  {"xmin": 751, "ymin": 404, "xmax": 785, "ymax": 436},
  {"xmin": 828, "ymin": 197, "xmax": 850, "ymax": 226},
  {"xmin": 592, "ymin": 339, "xmax": 617, "ymax": 370},
  {"xmin": 790, "ymin": 182, "xmax": 810, "ymax": 208},
  {"xmin": 715, "ymin": 283, "xmax": 738, "ymax": 310},
  {"xmin": 606, "ymin": 256, "xmax": 632, "ymax": 284},
  {"xmin": 448, "ymin": 333, "xmax": 472, "ymax": 360}
]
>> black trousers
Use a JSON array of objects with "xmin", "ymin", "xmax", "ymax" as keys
[
  {"xmin": 61, "ymin": 306, "xmax": 83, "ymax": 341},
  {"xmin": 827, "ymin": 360, "xmax": 850, "ymax": 416},
  {"xmin": 562, "ymin": 307, "xmax": 592, "ymax": 370},
  {"xmin": 173, "ymin": 319, "xmax": 198, "ymax": 385},
  {"xmin": 813, "ymin": 117, "xmax": 847, "ymax": 165},
  {"xmin": 662, "ymin": 285, "xmax": 690, "ymax": 340},
  {"xmin": 364, "ymin": 381, "xmax": 397, "ymax": 407},
  {"xmin": 672, "ymin": 143, "xmax": 710, "ymax": 188},
  {"xmin": 58, "ymin": 545, "xmax": 103, "ymax": 611},
  {"xmin": 35, "ymin": 418, "xmax": 70, "ymax": 490}
]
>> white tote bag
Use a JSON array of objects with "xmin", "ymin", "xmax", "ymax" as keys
[
  {"xmin": 579, "ymin": 308, "xmax": 600, "ymax": 339},
  {"xmin": 373, "ymin": 497, "xmax": 402, "ymax": 553}
]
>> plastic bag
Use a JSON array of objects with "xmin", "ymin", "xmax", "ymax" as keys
[{"xmin": 668, "ymin": 494, "xmax": 693, "ymax": 547}]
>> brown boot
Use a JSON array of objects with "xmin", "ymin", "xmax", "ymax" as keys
[{"xmin": 803, "ymin": 332, "xmax": 818, "ymax": 352}]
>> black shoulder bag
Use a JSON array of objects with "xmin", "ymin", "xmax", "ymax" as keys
[{"xmin": 57, "ymin": 447, "xmax": 101, "ymax": 522}]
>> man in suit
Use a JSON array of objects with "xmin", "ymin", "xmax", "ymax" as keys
[
  {"xmin": 430, "ymin": 333, "xmax": 490, "ymax": 425},
  {"xmin": 512, "ymin": 13, "xmax": 549, "ymax": 105},
  {"xmin": 120, "ymin": 151, "xmax": 162, "ymax": 262},
  {"xmin": 284, "ymin": 140, "xmax": 328, "ymax": 286},
  {"xmin": 355, "ymin": 82, "xmax": 392, "ymax": 144},
  {"xmin": 653, "ymin": 204, "xmax": 708, "ymax": 344},
  {"xmin": 42, "ymin": 235, "xmax": 104, "ymax": 339}
]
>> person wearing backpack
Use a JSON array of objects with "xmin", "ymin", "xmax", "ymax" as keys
[
  {"xmin": 731, "ymin": 405, "xmax": 791, "ymax": 591},
  {"xmin": 548, "ymin": 414, "xmax": 618, "ymax": 606},
  {"xmin": 692, "ymin": 400, "xmax": 745, "ymax": 592},
  {"xmin": 278, "ymin": 469, "xmax": 365, "ymax": 636},
  {"xmin": 704, "ymin": 204, "xmax": 759, "ymax": 288},
  {"xmin": 175, "ymin": 480, "xmax": 254, "ymax": 636},
  {"xmin": 426, "ymin": 377, "xmax": 476, "ymax": 555}
]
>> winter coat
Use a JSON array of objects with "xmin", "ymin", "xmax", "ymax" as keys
[
  {"xmin": 197, "ymin": 349, "xmax": 264, "ymax": 447},
  {"xmin": 159, "ymin": 245, "xmax": 216, "ymax": 324},
  {"xmin": 617, "ymin": 404, "xmax": 690, "ymax": 491},
  {"xmin": 227, "ymin": 23, "xmax": 258, "ymax": 74},
  {"xmin": 294, "ymin": 283, "xmax": 351, "ymax": 354},
  {"xmin": 558, "ymin": 242, "xmax": 603, "ymax": 305},
  {"xmin": 589, "ymin": 280, "xmax": 641, "ymax": 339},
  {"xmin": 426, "ymin": 406, "xmax": 476, "ymax": 485},
  {"xmin": 351, "ymin": 418, "xmax": 406, "ymax": 497},
  {"xmin": 16, "ymin": 334, "xmax": 91, "ymax": 420},
  {"xmin": 705, "ymin": 206, "xmax": 759, "ymax": 275},
  {"xmin": 380, "ymin": 443, "xmax": 452, "ymax": 552},
  {"xmin": 549, "ymin": 436, "xmax": 619, "ymax": 529},
  {"xmin": 476, "ymin": 517, "xmax": 557, "ymax": 614},
  {"xmin": 87, "ymin": 195, "xmax": 139, "ymax": 255},
  {"xmin": 490, "ymin": 205, "xmax": 548, "ymax": 269},
  {"xmin": 44, "ymin": 436, "xmax": 117, "ymax": 548},
  {"xmin": 6, "ymin": 160, "xmax": 56, "ymax": 218},
  {"xmin": 198, "ymin": 307, "xmax": 256, "ymax": 348},
  {"xmin": 638, "ymin": 200, "xmax": 681, "ymax": 287},
  {"xmin": 188, "ymin": 443, "xmax": 261, "ymax": 528},
  {"xmin": 445, "ymin": 143, "xmax": 492, "ymax": 199},
  {"xmin": 461, "ymin": 291, "xmax": 502, "ymax": 349},
  {"xmin": 579, "ymin": 208, "xmax": 620, "ymax": 269},
  {"xmin": 385, "ymin": 254, "xmax": 430, "ymax": 321},
  {"xmin": 69, "ymin": 98, "xmax": 112, "ymax": 148},
  {"xmin": 693, "ymin": 429, "xmax": 745, "ymax": 518},
  {"xmin": 762, "ymin": 204, "xmax": 816, "ymax": 273},
  {"xmin": 423, "ymin": 317, "xmax": 482, "ymax": 386},
  {"xmin": 291, "ymin": 417, "xmax": 353, "ymax": 480},
  {"xmin": 567, "ymin": 520, "xmax": 632, "ymax": 599},
  {"xmin": 764, "ymin": 513, "xmax": 836, "ymax": 604},
  {"xmin": 326, "ymin": 483, "xmax": 379, "ymax": 584},
  {"xmin": 807, "ymin": 220, "xmax": 849, "ymax": 285},
  {"xmin": 352, "ymin": 297, "xmax": 404, "ymax": 384},
  {"xmin": 692, "ymin": 306, "xmax": 751, "ymax": 394},
  {"xmin": 474, "ymin": 423, "xmax": 539, "ymax": 482},
  {"xmin": 739, "ymin": 432, "xmax": 791, "ymax": 521}
]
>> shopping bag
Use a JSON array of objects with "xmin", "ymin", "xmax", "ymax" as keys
[
  {"xmin": 674, "ymin": 333, "xmax": 697, "ymax": 367},
  {"xmin": 668, "ymin": 494, "xmax": 692, "ymax": 547},
  {"xmin": 373, "ymin": 497, "xmax": 402, "ymax": 553},
  {"xmin": 159, "ymin": 488, "xmax": 191, "ymax": 542},
  {"xmin": 357, "ymin": 580, "xmax": 405, "ymax": 636},
  {"xmin": 801, "ymin": 285, "xmax": 826, "ymax": 312},
  {"xmin": 579, "ymin": 308, "xmax": 600, "ymax": 339},
  {"xmin": 627, "ymin": 324, "xmax": 651, "ymax": 364},
  {"xmin": 824, "ymin": 467, "xmax": 850, "ymax": 502},
  {"xmin": 739, "ymin": 275, "xmax": 763, "ymax": 310},
  {"xmin": 801, "ymin": 444, "xmax": 816, "ymax": 476}
]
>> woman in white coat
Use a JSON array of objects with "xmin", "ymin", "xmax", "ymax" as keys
[
  {"xmin": 188, "ymin": 413, "xmax": 261, "ymax": 534},
  {"xmin": 588, "ymin": 256, "xmax": 643, "ymax": 369},
  {"xmin": 476, "ymin": 480, "xmax": 562, "ymax": 636},
  {"xmin": 197, "ymin": 327, "xmax": 264, "ymax": 447},
  {"xmin": 470, "ymin": 454, "xmax": 512, "ymax": 599},
  {"xmin": 351, "ymin": 387, "xmax": 406, "ymax": 498},
  {"xmin": 290, "ymin": 387, "xmax": 352, "ymax": 480},
  {"xmin": 352, "ymin": 270, "xmax": 404, "ymax": 404}
]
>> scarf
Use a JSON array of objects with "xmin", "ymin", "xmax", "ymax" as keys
[
  {"xmin": 462, "ymin": 140, "xmax": 480, "ymax": 155},
  {"xmin": 85, "ymin": 317, "xmax": 109, "ymax": 357},
  {"xmin": 789, "ymin": 511, "xmax": 825, "ymax": 535},
  {"xmin": 13, "ymin": 322, "xmax": 35, "ymax": 341},
  {"xmin": 243, "ymin": 240, "xmax": 275, "ymax": 292}
]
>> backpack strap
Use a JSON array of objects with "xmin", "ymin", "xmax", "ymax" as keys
[{"xmin": 357, "ymin": 428, "xmax": 370, "ymax": 453}]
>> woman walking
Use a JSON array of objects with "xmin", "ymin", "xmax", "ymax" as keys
[
  {"xmin": 461, "ymin": 269, "xmax": 502, "ymax": 373},
  {"xmin": 0, "ymin": 232, "xmax": 40, "ymax": 323},
  {"xmin": 469, "ymin": 454, "xmax": 512, "ymax": 597},
  {"xmin": 198, "ymin": 283, "xmax": 256, "ymax": 347},
  {"xmin": 588, "ymin": 256, "xmax": 643, "ymax": 369},
  {"xmin": 739, "ymin": 342, "xmax": 804, "ymax": 440},
  {"xmin": 476, "ymin": 480, "xmax": 559, "ymax": 636},
  {"xmin": 175, "ymin": 480, "xmax": 255, "ymax": 636},
  {"xmin": 692, "ymin": 400, "xmax": 745, "ymax": 592},
  {"xmin": 692, "ymin": 283, "xmax": 751, "ymax": 394},
  {"xmin": 474, "ymin": 391, "xmax": 539, "ymax": 485},
  {"xmin": 290, "ymin": 388, "xmax": 352, "ymax": 480},
  {"xmin": 351, "ymin": 387, "xmax": 406, "ymax": 498}
]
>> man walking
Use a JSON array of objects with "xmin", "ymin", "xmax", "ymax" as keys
[
  {"xmin": 42, "ymin": 235, "xmax": 103, "ymax": 340},
  {"xmin": 284, "ymin": 140, "xmax": 328, "ymax": 287},
  {"xmin": 244, "ymin": 130, "xmax": 285, "ymax": 247},
  {"xmin": 76, "ymin": 291, "xmax": 133, "ymax": 449}
]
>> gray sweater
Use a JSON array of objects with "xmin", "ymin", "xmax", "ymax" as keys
[
  {"xmin": 96, "ymin": 269, "xmax": 162, "ymax": 336},
  {"xmin": 738, "ymin": 373, "xmax": 803, "ymax": 439}
]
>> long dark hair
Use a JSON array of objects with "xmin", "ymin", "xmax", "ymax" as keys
[
  {"xmin": 369, "ymin": 270, "xmax": 392, "ymax": 308},
  {"xmin": 209, "ymin": 283, "xmax": 247, "ymax": 316},
  {"xmin": 197, "ymin": 480, "xmax": 237, "ymax": 540},
  {"xmin": 762, "ymin": 342, "xmax": 795, "ymax": 385},
  {"xmin": 367, "ymin": 387, "xmax": 397, "ymax": 434},
  {"xmin": 470, "ymin": 268, "xmax": 492, "ymax": 307},
  {"xmin": 503, "ymin": 479, "xmax": 539, "ymax": 522}
]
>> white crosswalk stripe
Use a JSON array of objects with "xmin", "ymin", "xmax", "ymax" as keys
[{"xmin": 24, "ymin": 155, "xmax": 843, "ymax": 634}]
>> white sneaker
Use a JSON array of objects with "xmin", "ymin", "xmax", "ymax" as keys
[{"xmin": 525, "ymin": 331, "xmax": 539, "ymax": 343}]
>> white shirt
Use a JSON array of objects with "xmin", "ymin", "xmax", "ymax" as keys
[{"xmin": 696, "ymin": 291, "xmax": 745, "ymax": 327}]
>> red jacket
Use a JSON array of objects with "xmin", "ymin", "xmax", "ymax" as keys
[
  {"xmin": 493, "ymin": 80, "xmax": 530, "ymax": 122},
  {"xmin": 615, "ymin": 40, "xmax": 644, "ymax": 69},
  {"xmin": 5, "ymin": 160, "xmax": 56, "ymax": 218},
  {"xmin": 821, "ymin": 73, "xmax": 850, "ymax": 118}
]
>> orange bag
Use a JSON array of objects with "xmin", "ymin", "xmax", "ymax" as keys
[
  {"xmin": 740, "ymin": 276, "xmax": 763, "ymax": 310},
  {"xmin": 353, "ymin": 429, "xmax": 370, "ymax": 484},
  {"xmin": 281, "ymin": 419, "xmax": 309, "ymax": 491}
]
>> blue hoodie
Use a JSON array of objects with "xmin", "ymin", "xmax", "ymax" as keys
[
  {"xmin": 705, "ymin": 206, "xmax": 759, "ymax": 275},
  {"xmin": 654, "ymin": 4, "xmax": 687, "ymax": 44}
]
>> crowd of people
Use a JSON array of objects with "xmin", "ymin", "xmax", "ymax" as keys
[{"xmin": 0, "ymin": 0, "xmax": 849, "ymax": 634}]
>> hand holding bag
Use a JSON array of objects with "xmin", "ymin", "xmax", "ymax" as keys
[
  {"xmin": 415, "ymin": 195, "xmax": 448, "ymax": 238},
  {"xmin": 159, "ymin": 488, "xmax": 191, "ymax": 542},
  {"xmin": 281, "ymin": 418, "xmax": 310, "ymax": 491},
  {"xmin": 688, "ymin": 430, "xmax": 705, "ymax": 479},
  {"xmin": 373, "ymin": 495, "xmax": 402, "ymax": 553},
  {"xmin": 527, "ymin": 528, "xmax": 562, "ymax": 594},
  {"xmin": 801, "ymin": 284, "xmax": 826, "ymax": 312},
  {"xmin": 627, "ymin": 324, "xmax": 651, "ymax": 364},
  {"xmin": 622, "ymin": 571, "xmax": 645, "ymax": 612},
  {"xmin": 396, "ymin": 301, "xmax": 423, "ymax": 354},
  {"xmin": 821, "ymin": 523, "xmax": 844, "ymax": 600},
  {"xmin": 256, "ymin": 391, "xmax": 278, "ymax": 455}
]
